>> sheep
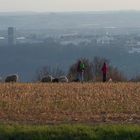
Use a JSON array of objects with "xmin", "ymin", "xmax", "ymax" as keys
[
  {"xmin": 41, "ymin": 75, "xmax": 68, "ymax": 83},
  {"xmin": 5, "ymin": 74, "xmax": 19, "ymax": 83},
  {"xmin": 41, "ymin": 75, "xmax": 54, "ymax": 82},
  {"xmin": 58, "ymin": 76, "xmax": 69, "ymax": 83},
  {"xmin": 52, "ymin": 78, "xmax": 59, "ymax": 83}
]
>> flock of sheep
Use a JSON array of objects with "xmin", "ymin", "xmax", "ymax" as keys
[
  {"xmin": 1, "ymin": 74, "xmax": 113, "ymax": 83},
  {"xmin": 0, "ymin": 74, "xmax": 69, "ymax": 83},
  {"xmin": 40, "ymin": 75, "xmax": 69, "ymax": 83}
]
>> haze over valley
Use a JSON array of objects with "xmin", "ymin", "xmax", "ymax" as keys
[{"xmin": 0, "ymin": 11, "xmax": 140, "ymax": 81}]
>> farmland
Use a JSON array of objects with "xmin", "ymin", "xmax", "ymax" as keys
[{"xmin": 0, "ymin": 82, "xmax": 139, "ymax": 124}]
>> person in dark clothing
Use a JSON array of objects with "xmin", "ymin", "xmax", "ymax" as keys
[
  {"xmin": 77, "ymin": 60, "xmax": 85, "ymax": 82},
  {"xmin": 101, "ymin": 62, "xmax": 108, "ymax": 82}
]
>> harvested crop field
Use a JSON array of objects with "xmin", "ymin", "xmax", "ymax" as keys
[{"xmin": 0, "ymin": 83, "xmax": 140, "ymax": 124}]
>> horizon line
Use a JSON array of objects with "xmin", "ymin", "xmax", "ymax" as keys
[{"xmin": 0, "ymin": 9, "xmax": 140, "ymax": 13}]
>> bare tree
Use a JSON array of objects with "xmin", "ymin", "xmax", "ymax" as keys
[
  {"xmin": 67, "ymin": 58, "xmax": 94, "ymax": 82},
  {"xmin": 68, "ymin": 57, "xmax": 127, "ymax": 82},
  {"xmin": 130, "ymin": 75, "xmax": 140, "ymax": 82},
  {"xmin": 108, "ymin": 66, "xmax": 127, "ymax": 82},
  {"xmin": 92, "ymin": 57, "xmax": 127, "ymax": 82}
]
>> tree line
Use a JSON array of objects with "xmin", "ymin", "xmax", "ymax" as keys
[{"xmin": 35, "ymin": 56, "xmax": 127, "ymax": 82}]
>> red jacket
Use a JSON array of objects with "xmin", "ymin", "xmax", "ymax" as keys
[{"xmin": 102, "ymin": 63, "xmax": 107, "ymax": 74}]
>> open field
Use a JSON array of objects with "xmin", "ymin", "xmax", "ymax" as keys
[{"xmin": 0, "ymin": 83, "xmax": 140, "ymax": 124}]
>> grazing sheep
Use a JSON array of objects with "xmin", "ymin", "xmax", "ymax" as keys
[
  {"xmin": 58, "ymin": 76, "xmax": 69, "ymax": 83},
  {"xmin": 52, "ymin": 78, "xmax": 59, "ymax": 83},
  {"xmin": 41, "ymin": 75, "xmax": 54, "ymax": 82},
  {"xmin": 5, "ymin": 74, "xmax": 19, "ymax": 83},
  {"xmin": 41, "ymin": 75, "xmax": 68, "ymax": 83}
]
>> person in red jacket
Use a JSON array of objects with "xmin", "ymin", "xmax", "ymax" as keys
[{"xmin": 101, "ymin": 62, "xmax": 108, "ymax": 82}]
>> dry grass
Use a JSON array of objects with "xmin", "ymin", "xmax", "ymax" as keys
[{"xmin": 0, "ymin": 82, "xmax": 140, "ymax": 124}]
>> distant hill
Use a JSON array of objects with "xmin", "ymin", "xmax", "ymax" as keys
[{"xmin": 0, "ymin": 11, "xmax": 140, "ymax": 30}]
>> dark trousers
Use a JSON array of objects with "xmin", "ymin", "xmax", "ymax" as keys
[
  {"xmin": 103, "ymin": 73, "xmax": 106, "ymax": 82},
  {"xmin": 77, "ymin": 71, "xmax": 84, "ymax": 82}
]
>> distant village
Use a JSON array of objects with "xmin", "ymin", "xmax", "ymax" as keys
[{"xmin": 1, "ymin": 27, "xmax": 140, "ymax": 55}]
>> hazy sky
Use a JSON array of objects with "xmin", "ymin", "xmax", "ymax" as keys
[{"xmin": 1, "ymin": 0, "xmax": 140, "ymax": 12}]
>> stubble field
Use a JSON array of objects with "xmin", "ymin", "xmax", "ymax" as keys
[{"xmin": 0, "ymin": 82, "xmax": 140, "ymax": 124}]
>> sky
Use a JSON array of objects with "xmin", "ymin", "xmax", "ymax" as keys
[{"xmin": 0, "ymin": 0, "xmax": 140, "ymax": 12}]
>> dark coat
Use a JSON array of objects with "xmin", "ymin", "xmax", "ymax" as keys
[{"xmin": 102, "ymin": 63, "xmax": 107, "ymax": 74}]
